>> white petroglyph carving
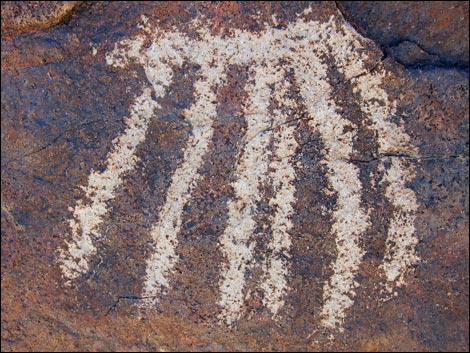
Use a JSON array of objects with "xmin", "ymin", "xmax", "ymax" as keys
[{"xmin": 58, "ymin": 9, "xmax": 420, "ymax": 333}]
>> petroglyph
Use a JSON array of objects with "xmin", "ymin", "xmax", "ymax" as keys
[{"xmin": 58, "ymin": 9, "xmax": 420, "ymax": 334}]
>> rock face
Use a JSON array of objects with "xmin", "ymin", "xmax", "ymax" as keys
[
  {"xmin": 1, "ymin": 2, "xmax": 468, "ymax": 351},
  {"xmin": 337, "ymin": 1, "xmax": 469, "ymax": 67},
  {"xmin": 1, "ymin": 1, "xmax": 82, "ymax": 37}
]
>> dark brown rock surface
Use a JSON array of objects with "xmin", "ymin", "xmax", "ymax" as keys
[
  {"xmin": 337, "ymin": 1, "xmax": 469, "ymax": 67},
  {"xmin": 1, "ymin": 1, "xmax": 468, "ymax": 351}
]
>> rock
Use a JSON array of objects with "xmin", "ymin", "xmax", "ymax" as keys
[
  {"xmin": 1, "ymin": 2, "xmax": 468, "ymax": 351},
  {"xmin": 1, "ymin": 1, "xmax": 82, "ymax": 37},
  {"xmin": 386, "ymin": 40, "xmax": 440, "ymax": 67},
  {"xmin": 337, "ymin": 1, "xmax": 469, "ymax": 67}
]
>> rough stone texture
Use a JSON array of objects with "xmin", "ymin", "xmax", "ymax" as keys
[
  {"xmin": 337, "ymin": 1, "xmax": 469, "ymax": 67},
  {"xmin": 1, "ymin": 1, "xmax": 82, "ymax": 37},
  {"xmin": 1, "ymin": 1, "xmax": 469, "ymax": 351}
]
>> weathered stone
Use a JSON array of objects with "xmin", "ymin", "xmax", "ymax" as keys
[
  {"xmin": 1, "ymin": 1, "xmax": 82, "ymax": 37},
  {"xmin": 1, "ymin": 1, "xmax": 468, "ymax": 351},
  {"xmin": 386, "ymin": 40, "xmax": 441, "ymax": 67},
  {"xmin": 337, "ymin": 1, "xmax": 469, "ymax": 67}
]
